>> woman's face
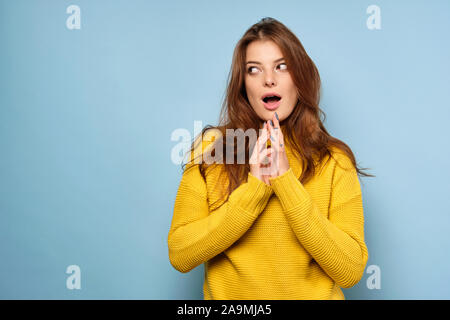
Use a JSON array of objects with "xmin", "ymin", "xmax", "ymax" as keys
[{"xmin": 244, "ymin": 40, "xmax": 298, "ymax": 125}]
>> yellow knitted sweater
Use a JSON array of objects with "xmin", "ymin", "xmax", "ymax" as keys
[{"xmin": 168, "ymin": 130, "xmax": 369, "ymax": 300}]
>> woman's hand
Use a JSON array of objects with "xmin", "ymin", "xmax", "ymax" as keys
[
  {"xmin": 267, "ymin": 112, "xmax": 290, "ymax": 178},
  {"xmin": 249, "ymin": 121, "xmax": 273, "ymax": 185},
  {"xmin": 250, "ymin": 112, "xmax": 290, "ymax": 185}
]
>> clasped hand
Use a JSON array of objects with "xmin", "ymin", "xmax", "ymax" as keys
[{"xmin": 250, "ymin": 112, "xmax": 290, "ymax": 185}]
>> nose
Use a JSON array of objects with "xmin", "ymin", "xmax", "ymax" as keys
[{"xmin": 264, "ymin": 71, "xmax": 276, "ymax": 87}]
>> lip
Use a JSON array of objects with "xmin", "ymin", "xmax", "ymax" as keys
[
  {"xmin": 261, "ymin": 92, "xmax": 282, "ymax": 100},
  {"xmin": 262, "ymin": 98, "xmax": 282, "ymax": 110},
  {"xmin": 261, "ymin": 92, "xmax": 282, "ymax": 111}
]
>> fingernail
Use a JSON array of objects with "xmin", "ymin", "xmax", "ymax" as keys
[
  {"xmin": 275, "ymin": 112, "xmax": 279, "ymax": 121},
  {"xmin": 270, "ymin": 120, "xmax": 274, "ymax": 127}
]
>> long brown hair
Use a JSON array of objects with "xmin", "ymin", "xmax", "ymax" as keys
[{"xmin": 182, "ymin": 17, "xmax": 374, "ymax": 208}]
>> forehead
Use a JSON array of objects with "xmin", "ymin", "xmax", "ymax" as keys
[{"xmin": 246, "ymin": 40, "xmax": 283, "ymax": 61}]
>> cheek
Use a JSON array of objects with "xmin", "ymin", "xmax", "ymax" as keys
[
  {"xmin": 285, "ymin": 83, "xmax": 298, "ymax": 101},
  {"xmin": 245, "ymin": 82, "xmax": 258, "ymax": 101}
]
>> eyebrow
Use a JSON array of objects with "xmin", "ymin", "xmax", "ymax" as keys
[{"xmin": 245, "ymin": 57, "xmax": 285, "ymax": 65}]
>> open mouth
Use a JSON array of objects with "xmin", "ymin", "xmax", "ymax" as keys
[
  {"xmin": 262, "ymin": 95, "xmax": 282, "ymax": 103},
  {"xmin": 261, "ymin": 93, "xmax": 282, "ymax": 110}
]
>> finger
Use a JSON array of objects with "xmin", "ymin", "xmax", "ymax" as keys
[
  {"xmin": 256, "ymin": 127, "xmax": 270, "ymax": 164},
  {"xmin": 273, "ymin": 112, "xmax": 280, "ymax": 129},
  {"xmin": 268, "ymin": 122, "xmax": 280, "ymax": 154},
  {"xmin": 271, "ymin": 112, "xmax": 284, "ymax": 149},
  {"xmin": 272, "ymin": 118, "xmax": 284, "ymax": 151},
  {"xmin": 259, "ymin": 123, "xmax": 269, "ymax": 151},
  {"xmin": 279, "ymin": 127, "xmax": 285, "ymax": 149},
  {"xmin": 259, "ymin": 147, "xmax": 273, "ymax": 165},
  {"xmin": 250, "ymin": 125, "xmax": 268, "ymax": 163},
  {"xmin": 267, "ymin": 143, "xmax": 279, "ymax": 172},
  {"xmin": 259, "ymin": 146, "xmax": 272, "ymax": 156},
  {"xmin": 261, "ymin": 157, "xmax": 277, "ymax": 176},
  {"xmin": 270, "ymin": 135, "xmax": 280, "ymax": 154},
  {"xmin": 267, "ymin": 120, "xmax": 276, "ymax": 147}
]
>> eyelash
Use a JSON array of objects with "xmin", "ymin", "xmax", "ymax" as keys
[{"xmin": 247, "ymin": 63, "xmax": 287, "ymax": 74}]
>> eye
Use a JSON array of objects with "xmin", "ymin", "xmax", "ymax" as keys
[
  {"xmin": 247, "ymin": 63, "xmax": 287, "ymax": 74},
  {"xmin": 247, "ymin": 66, "xmax": 259, "ymax": 74},
  {"xmin": 277, "ymin": 63, "xmax": 287, "ymax": 70}
]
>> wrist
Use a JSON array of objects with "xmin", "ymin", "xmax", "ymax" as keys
[{"xmin": 278, "ymin": 167, "xmax": 289, "ymax": 176}]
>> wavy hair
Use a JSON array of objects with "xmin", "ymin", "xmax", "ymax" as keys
[{"xmin": 182, "ymin": 17, "xmax": 374, "ymax": 209}]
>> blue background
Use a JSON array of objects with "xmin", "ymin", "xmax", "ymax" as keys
[{"xmin": 1, "ymin": 0, "xmax": 449, "ymax": 299}]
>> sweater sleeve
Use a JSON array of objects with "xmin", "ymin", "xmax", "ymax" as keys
[
  {"xmin": 168, "ymin": 164, "xmax": 273, "ymax": 274},
  {"xmin": 268, "ymin": 154, "xmax": 369, "ymax": 288}
]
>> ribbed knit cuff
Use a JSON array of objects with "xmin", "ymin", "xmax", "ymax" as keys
[
  {"xmin": 269, "ymin": 168, "xmax": 309, "ymax": 211},
  {"xmin": 234, "ymin": 172, "xmax": 273, "ymax": 216}
]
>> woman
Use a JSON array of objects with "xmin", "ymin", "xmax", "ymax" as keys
[{"xmin": 168, "ymin": 17, "xmax": 374, "ymax": 300}]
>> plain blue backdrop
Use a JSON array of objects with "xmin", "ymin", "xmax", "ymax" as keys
[{"xmin": 1, "ymin": 0, "xmax": 449, "ymax": 299}]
